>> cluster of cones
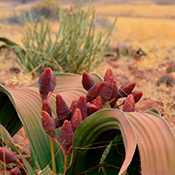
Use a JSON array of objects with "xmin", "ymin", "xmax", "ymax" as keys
[{"xmin": 39, "ymin": 67, "xmax": 143, "ymax": 155}]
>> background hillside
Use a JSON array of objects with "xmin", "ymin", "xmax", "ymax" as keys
[{"xmin": 0, "ymin": 0, "xmax": 175, "ymax": 5}]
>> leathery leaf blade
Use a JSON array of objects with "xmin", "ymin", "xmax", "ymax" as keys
[
  {"xmin": 0, "ymin": 72, "xmax": 102, "ymax": 174},
  {"xmin": 127, "ymin": 111, "xmax": 175, "ymax": 175},
  {"xmin": 66, "ymin": 109, "xmax": 136, "ymax": 175}
]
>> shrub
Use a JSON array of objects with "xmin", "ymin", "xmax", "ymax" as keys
[{"xmin": 0, "ymin": 2, "xmax": 116, "ymax": 78}]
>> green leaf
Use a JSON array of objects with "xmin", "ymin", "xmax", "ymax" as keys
[
  {"xmin": 0, "ymin": 72, "xmax": 102, "ymax": 174},
  {"xmin": 66, "ymin": 109, "xmax": 136, "ymax": 175},
  {"xmin": 38, "ymin": 165, "xmax": 56, "ymax": 175},
  {"xmin": 0, "ymin": 37, "xmax": 26, "ymax": 59},
  {"xmin": 66, "ymin": 109, "xmax": 175, "ymax": 175}
]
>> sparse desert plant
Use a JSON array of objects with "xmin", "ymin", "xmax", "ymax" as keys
[
  {"xmin": 3, "ymin": 0, "xmax": 61, "ymax": 25},
  {"xmin": 25, "ymin": 0, "xmax": 61, "ymax": 21},
  {"xmin": 0, "ymin": 2, "xmax": 116, "ymax": 78},
  {"xmin": 0, "ymin": 67, "xmax": 174, "ymax": 175}
]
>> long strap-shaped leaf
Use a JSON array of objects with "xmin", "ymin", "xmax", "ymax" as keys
[
  {"xmin": 66, "ymin": 109, "xmax": 137, "ymax": 175},
  {"xmin": 0, "ymin": 72, "xmax": 102, "ymax": 174},
  {"xmin": 127, "ymin": 111, "xmax": 175, "ymax": 175},
  {"xmin": 66, "ymin": 109, "xmax": 175, "ymax": 175}
]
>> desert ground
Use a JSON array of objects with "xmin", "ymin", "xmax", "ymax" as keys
[{"xmin": 0, "ymin": 0, "xmax": 175, "ymax": 173}]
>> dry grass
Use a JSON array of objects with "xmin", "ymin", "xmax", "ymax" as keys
[{"xmin": 93, "ymin": 3, "xmax": 175, "ymax": 19}]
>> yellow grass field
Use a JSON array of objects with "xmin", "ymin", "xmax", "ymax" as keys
[{"xmin": 94, "ymin": 4, "xmax": 175, "ymax": 19}]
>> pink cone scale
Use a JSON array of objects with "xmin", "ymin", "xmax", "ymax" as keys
[
  {"xmin": 0, "ymin": 147, "xmax": 19, "ymax": 164},
  {"xmin": 71, "ymin": 108, "xmax": 82, "ymax": 133},
  {"xmin": 86, "ymin": 81, "xmax": 105, "ymax": 102},
  {"xmin": 60, "ymin": 120, "xmax": 73, "ymax": 154},
  {"xmin": 56, "ymin": 94, "xmax": 71, "ymax": 121},
  {"xmin": 82, "ymin": 72, "xmax": 95, "ymax": 91},
  {"xmin": 99, "ymin": 76, "xmax": 113, "ymax": 105},
  {"xmin": 38, "ymin": 67, "xmax": 56, "ymax": 101},
  {"xmin": 104, "ymin": 68, "xmax": 114, "ymax": 81},
  {"xmin": 122, "ymin": 94, "xmax": 135, "ymax": 112},
  {"xmin": 41, "ymin": 110, "xmax": 56, "ymax": 138}
]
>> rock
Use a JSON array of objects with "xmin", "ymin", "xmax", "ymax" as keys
[
  {"xmin": 135, "ymin": 97, "xmax": 164, "ymax": 115},
  {"xmin": 0, "ymin": 170, "xmax": 10, "ymax": 175},
  {"xmin": 0, "ymin": 78, "xmax": 5, "ymax": 85},
  {"xmin": 114, "ymin": 74, "xmax": 130, "ymax": 87},
  {"xmin": 105, "ymin": 56, "xmax": 118, "ymax": 66},
  {"xmin": 116, "ymin": 43, "xmax": 131, "ymax": 57},
  {"xmin": 132, "ymin": 53, "xmax": 142, "ymax": 60},
  {"xmin": 130, "ymin": 68, "xmax": 157, "ymax": 82},
  {"xmin": 157, "ymin": 73, "xmax": 175, "ymax": 87},
  {"xmin": 13, "ymin": 127, "xmax": 30, "ymax": 156},
  {"xmin": 9, "ymin": 67, "xmax": 20, "ymax": 74},
  {"xmin": 162, "ymin": 61, "xmax": 175, "ymax": 73},
  {"xmin": 130, "ymin": 69, "xmax": 145, "ymax": 80}
]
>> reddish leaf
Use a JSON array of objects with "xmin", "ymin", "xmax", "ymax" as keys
[
  {"xmin": 71, "ymin": 108, "xmax": 82, "ymax": 133},
  {"xmin": 131, "ymin": 91, "xmax": 143, "ymax": 103},
  {"xmin": 10, "ymin": 167, "xmax": 22, "ymax": 175},
  {"xmin": 56, "ymin": 94, "xmax": 71, "ymax": 121},
  {"xmin": 0, "ymin": 147, "xmax": 19, "ymax": 164},
  {"xmin": 82, "ymin": 72, "xmax": 95, "ymax": 91},
  {"xmin": 104, "ymin": 68, "xmax": 114, "ymax": 81},
  {"xmin": 54, "ymin": 117, "xmax": 63, "ymax": 128},
  {"xmin": 99, "ymin": 76, "xmax": 113, "ymax": 105},
  {"xmin": 75, "ymin": 95, "xmax": 87, "ymax": 120},
  {"xmin": 42, "ymin": 100, "xmax": 52, "ymax": 117},
  {"xmin": 38, "ymin": 67, "xmax": 56, "ymax": 101},
  {"xmin": 41, "ymin": 110, "xmax": 56, "ymax": 138},
  {"xmin": 116, "ymin": 82, "xmax": 136, "ymax": 99},
  {"xmin": 122, "ymin": 94, "xmax": 135, "ymax": 112},
  {"xmin": 86, "ymin": 81, "xmax": 105, "ymax": 102},
  {"xmin": 87, "ymin": 103, "xmax": 98, "ymax": 115},
  {"xmin": 60, "ymin": 120, "xmax": 73, "ymax": 154},
  {"xmin": 110, "ymin": 79, "xmax": 118, "ymax": 108}
]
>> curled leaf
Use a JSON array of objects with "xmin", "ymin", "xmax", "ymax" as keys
[
  {"xmin": 122, "ymin": 94, "xmax": 135, "ymax": 112},
  {"xmin": 71, "ymin": 108, "xmax": 82, "ymax": 133},
  {"xmin": 10, "ymin": 167, "xmax": 22, "ymax": 175},
  {"xmin": 104, "ymin": 68, "xmax": 114, "ymax": 81},
  {"xmin": 86, "ymin": 81, "xmax": 105, "ymax": 102},
  {"xmin": 56, "ymin": 94, "xmax": 71, "ymax": 121},
  {"xmin": 100, "ymin": 76, "xmax": 113, "ymax": 105},
  {"xmin": 116, "ymin": 82, "xmax": 136, "ymax": 99},
  {"xmin": 82, "ymin": 72, "xmax": 95, "ymax": 91},
  {"xmin": 60, "ymin": 120, "xmax": 73, "ymax": 154},
  {"xmin": 0, "ymin": 147, "xmax": 19, "ymax": 164},
  {"xmin": 38, "ymin": 67, "xmax": 56, "ymax": 101},
  {"xmin": 41, "ymin": 110, "xmax": 56, "ymax": 138}
]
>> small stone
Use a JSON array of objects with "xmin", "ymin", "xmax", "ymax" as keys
[{"xmin": 157, "ymin": 73, "xmax": 175, "ymax": 87}]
